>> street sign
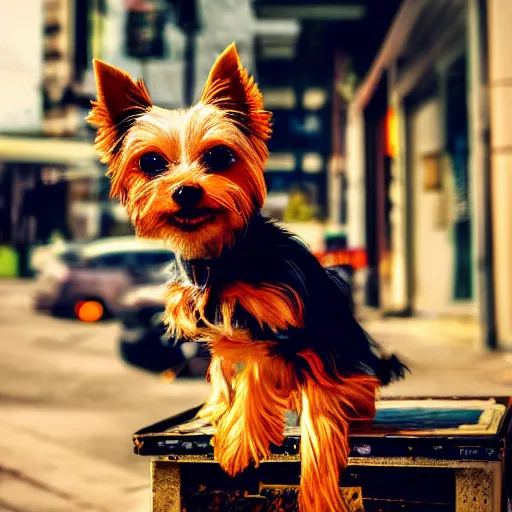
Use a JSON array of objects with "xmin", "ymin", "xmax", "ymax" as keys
[
  {"xmin": 315, "ymin": 248, "xmax": 367, "ymax": 269},
  {"xmin": 125, "ymin": 0, "xmax": 167, "ymax": 59}
]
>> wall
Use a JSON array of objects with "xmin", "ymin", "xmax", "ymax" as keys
[
  {"xmin": 82, "ymin": 0, "xmax": 256, "ymax": 108},
  {"xmin": 409, "ymin": 99, "xmax": 455, "ymax": 315},
  {"xmin": 0, "ymin": 1, "xmax": 43, "ymax": 132},
  {"xmin": 488, "ymin": 0, "xmax": 512, "ymax": 348}
]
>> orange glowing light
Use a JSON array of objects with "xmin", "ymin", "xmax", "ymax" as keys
[
  {"xmin": 75, "ymin": 301, "xmax": 104, "ymax": 322},
  {"xmin": 161, "ymin": 369, "xmax": 177, "ymax": 383},
  {"xmin": 386, "ymin": 107, "xmax": 399, "ymax": 158},
  {"xmin": 315, "ymin": 249, "xmax": 367, "ymax": 270}
]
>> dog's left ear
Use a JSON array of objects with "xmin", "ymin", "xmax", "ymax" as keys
[
  {"xmin": 87, "ymin": 60, "xmax": 152, "ymax": 163},
  {"xmin": 201, "ymin": 43, "xmax": 271, "ymax": 141}
]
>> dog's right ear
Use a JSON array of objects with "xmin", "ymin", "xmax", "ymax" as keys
[
  {"xmin": 87, "ymin": 60, "xmax": 152, "ymax": 164},
  {"xmin": 201, "ymin": 43, "xmax": 271, "ymax": 142}
]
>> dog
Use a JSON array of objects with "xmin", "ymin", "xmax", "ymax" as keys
[{"xmin": 88, "ymin": 43, "xmax": 407, "ymax": 512}]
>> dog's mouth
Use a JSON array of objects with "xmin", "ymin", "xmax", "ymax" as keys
[{"xmin": 164, "ymin": 208, "xmax": 216, "ymax": 231}]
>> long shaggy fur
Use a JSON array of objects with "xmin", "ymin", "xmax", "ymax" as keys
[
  {"xmin": 88, "ymin": 42, "xmax": 408, "ymax": 512},
  {"xmin": 221, "ymin": 282, "xmax": 304, "ymax": 332},
  {"xmin": 198, "ymin": 354, "xmax": 234, "ymax": 426},
  {"xmin": 212, "ymin": 352, "xmax": 291, "ymax": 476},
  {"xmin": 298, "ymin": 350, "xmax": 379, "ymax": 512}
]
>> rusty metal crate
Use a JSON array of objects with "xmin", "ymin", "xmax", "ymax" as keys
[{"xmin": 134, "ymin": 396, "xmax": 512, "ymax": 511}]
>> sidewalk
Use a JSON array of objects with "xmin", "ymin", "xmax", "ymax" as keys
[
  {"xmin": 0, "ymin": 421, "xmax": 149, "ymax": 512},
  {"xmin": 361, "ymin": 312, "xmax": 512, "ymax": 396}
]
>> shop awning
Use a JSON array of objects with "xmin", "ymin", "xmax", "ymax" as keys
[
  {"xmin": 0, "ymin": 135, "xmax": 98, "ymax": 166},
  {"xmin": 253, "ymin": 0, "xmax": 366, "ymax": 20},
  {"xmin": 351, "ymin": 0, "xmax": 429, "ymax": 111},
  {"xmin": 351, "ymin": 0, "xmax": 467, "ymax": 111}
]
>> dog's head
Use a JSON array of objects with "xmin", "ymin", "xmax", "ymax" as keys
[{"xmin": 87, "ymin": 44, "xmax": 271, "ymax": 260}]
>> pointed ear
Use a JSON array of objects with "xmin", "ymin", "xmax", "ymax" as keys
[
  {"xmin": 200, "ymin": 43, "xmax": 271, "ymax": 141},
  {"xmin": 86, "ymin": 60, "xmax": 152, "ymax": 163}
]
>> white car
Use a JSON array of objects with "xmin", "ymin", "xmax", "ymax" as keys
[{"xmin": 33, "ymin": 236, "xmax": 174, "ymax": 321}]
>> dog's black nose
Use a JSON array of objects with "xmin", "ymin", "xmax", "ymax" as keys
[{"xmin": 172, "ymin": 186, "xmax": 203, "ymax": 208}]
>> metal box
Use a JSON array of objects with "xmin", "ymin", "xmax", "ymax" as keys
[{"xmin": 134, "ymin": 396, "xmax": 512, "ymax": 511}]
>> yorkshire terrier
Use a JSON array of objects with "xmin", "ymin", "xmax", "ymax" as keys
[{"xmin": 88, "ymin": 43, "xmax": 407, "ymax": 512}]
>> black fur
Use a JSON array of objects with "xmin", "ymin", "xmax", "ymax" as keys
[
  {"xmin": 169, "ymin": 214, "xmax": 408, "ymax": 385},
  {"xmin": 112, "ymin": 106, "xmax": 150, "ymax": 154}
]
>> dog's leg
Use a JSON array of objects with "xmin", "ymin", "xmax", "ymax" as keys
[
  {"xmin": 213, "ymin": 350, "xmax": 293, "ymax": 476},
  {"xmin": 298, "ymin": 350, "xmax": 379, "ymax": 512},
  {"xmin": 206, "ymin": 281, "xmax": 303, "ymax": 475},
  {"xmin": 198, "ymin": 354, "xmax": 234, "ymax": 426},
  {"xmin": 299, "ymin": 376, "xmax": 351, "ymax": 512}
]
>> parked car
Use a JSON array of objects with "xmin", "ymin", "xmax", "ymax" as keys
[
  {"xmin": 31, "ymin": 241, "xmax": 86, "ymax": 276},
  {"xmin": 117, "ymin": 276, "xmax": 210, "ymax": 377},
  {"xmin": 33, "ymin": 236, "xmax": 175, "ymax": 321}
]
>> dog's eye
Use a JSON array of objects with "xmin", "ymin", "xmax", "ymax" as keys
[
  {"xmin": 139, "ymin": 152, "xmax": 168, "ymax": 176},
  {"xmin": 202, "ymin": 146, "xmax": 236, "ymax": 173}
]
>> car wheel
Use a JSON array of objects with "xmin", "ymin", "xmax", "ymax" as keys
[
  {"xmin": 187, "ymin": 357, "xmax": 210, "ymax": 378},
  {"xmin": 119, "ymin": 338, "xmax": 186, "ymax": 374}
]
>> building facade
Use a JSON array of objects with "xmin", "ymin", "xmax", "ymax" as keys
[
  {"xmin": 78, "ymin": 0, "xmax": 259, "ymax": 240},
  {"xmin": 0, "ymin": 0, "xmax": 95, "ymax": 275},
  {"xmin": 0, "ymin": 0, "xmax": 261, "ymax": 275},
  {"xmin": 254, "ymin": 20, "xmax": 332, "ymax": 223},
  {"xmin": 346, "ymin": 0, "xmax": 512, "ymax": 349},
  {"xmin": 252, "ymin": 0, "xmax": 401, "ymax": 243}
]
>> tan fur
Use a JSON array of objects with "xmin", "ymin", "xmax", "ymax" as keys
[
  {"xmin": 298, "ymin": 350, "xmax": 379, "ymax": 512},
  {"xmin": 198, "ymin": 353, "xmax": 235, "ymax": 426},
  {"xmin": 163, "ymin": 281, "xmax": 210, "ymax": 340},
  {"xmin": 222, "ymin": 282, "xmax": 304, "ymax": 332},
  {"xmin": 89, "ymin": 43, "xmax": 380, "ymax": 512},
  {"xmin": 212, "ymin": 353, "xmax": 292, "ymax": 476},
  {"xmin": 88, "ymin": 45, "xmax": 270, "ymax": 260}
]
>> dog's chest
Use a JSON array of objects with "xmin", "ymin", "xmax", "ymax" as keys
[
  {"xmin": 164, "ymin": 280, "xmax": 252, "ymax": 341},
  {"xmin": 166, "ymin": 222, "xmax": 307, "ymax": 341},
  {"xmin": 164, "ymin": 272, "xmax": 304, "ymax": 345}
]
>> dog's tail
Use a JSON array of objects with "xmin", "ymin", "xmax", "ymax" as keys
[{"xmin": 375, "ymin": 352, "xmax": 409, "ymax": 385}]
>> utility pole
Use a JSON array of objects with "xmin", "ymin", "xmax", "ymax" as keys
[
  {"xmin": 175, "ymin": 0, "xmax": 199, "ymax": 107},
  {"xmin": 125, "ymin": 0, "xmax": 166, "ymax": 92},
  {"xmin": 468, "ymin": 0, "xmax": 497, "ymax": 350},
  {"xmin": 183, "ymin": 28, "xmax": 195, "ymax": 107}
]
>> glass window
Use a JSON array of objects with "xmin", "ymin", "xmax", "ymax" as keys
[
  {"xmin": 87, "ymin": 253, "xmax": 127, "ymax": 268},
  {"xmin": 133, "ymin": 250, "xmax": 174, "ymax": 268}
]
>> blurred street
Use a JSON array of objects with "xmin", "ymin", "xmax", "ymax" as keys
[
  {"xmin": 0, "ymin": 279, "xmax": 211, "ymax": 512},
  {"xmin": 1, "ymin": 279, "xmax": 511, "ymax": 511},
  {"xmin": 2, "ymin": 0, "xmax": 512, "ymax": 509}
]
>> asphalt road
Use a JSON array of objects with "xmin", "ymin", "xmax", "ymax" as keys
[
  {"xmin": 1, "ymin": 279, "xmax": 511, "ymax": 511},
  {"xmin": 0, "ymin": 279, "xmax": 211, "ymax": 511}
]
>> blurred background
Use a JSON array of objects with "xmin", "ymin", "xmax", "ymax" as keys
[{"xmin": 1, "ymin": 0, "xmax": 512, "ymax": 510}]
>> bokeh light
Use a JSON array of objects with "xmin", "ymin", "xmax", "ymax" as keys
[{"xmin": 74, "ymin": 300, "xmax": 104, "ymax": 322}]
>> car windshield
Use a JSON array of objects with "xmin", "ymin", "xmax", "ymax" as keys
[
  {"xmin": 58, "ymin": 249, "xmax": 82, "ymax": 265},
  {"xmin": 81, "ymin": 249, "xmax": 174, "ymax": 271},
  {"xmin": 143, "ymin": 262, "xmax": 173, "ymax": 283}
]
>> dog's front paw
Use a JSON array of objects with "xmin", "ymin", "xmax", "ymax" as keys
[
  {"xmin": 213, "ymin": 432, "xmax": 254, "ymax": 477},
  {"xmin": 213, "ymin": 410, "xmax": 285, "ymax": 477}
]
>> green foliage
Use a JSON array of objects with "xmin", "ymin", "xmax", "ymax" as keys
[{"xmin": 284, "ymin": 189, "xmax": 317, "ymax": 222}]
